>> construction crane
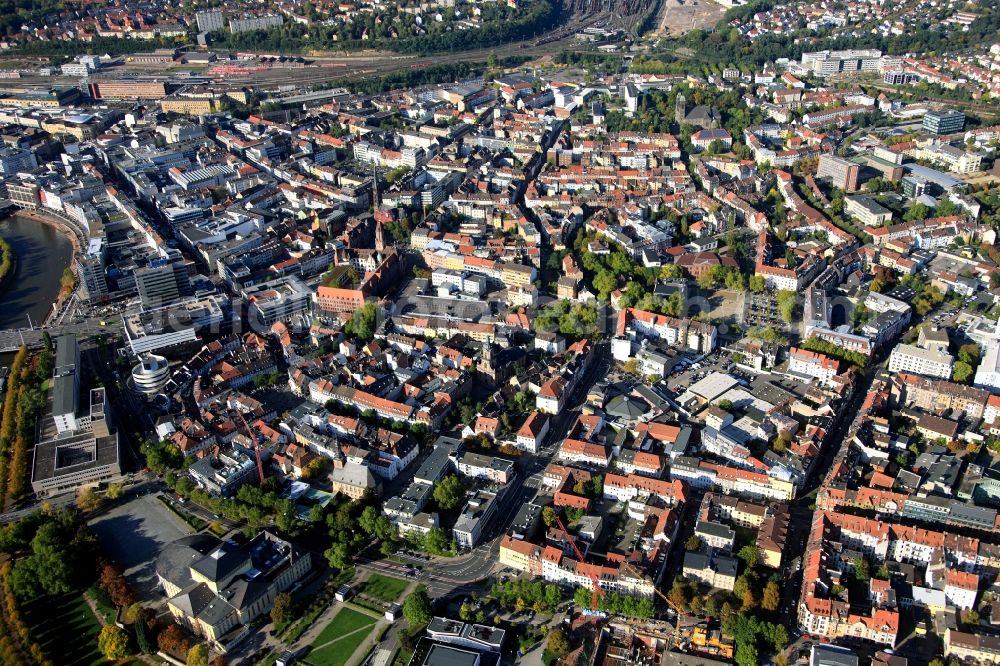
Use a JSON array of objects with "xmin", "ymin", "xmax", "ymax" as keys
[
  {"xmin": 554, "ymin": 514, "xmax": 603, "ymax": 612},
  {"xmin": 620, "ymin": 561, "xmax": 684, "ymax": 640},
  {"xmin": 232, "ymin": 408, "xmax": 266, "ymax": 484}
]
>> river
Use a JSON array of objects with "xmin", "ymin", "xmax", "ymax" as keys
[{"xmin": 0, "ymin": 213, "xmax": 73, "ymax": 331}]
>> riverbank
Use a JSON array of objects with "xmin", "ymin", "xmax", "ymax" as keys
[
  {"xmin": 4, "ymin": 209, "xmax": 80, "ymax": 326},
  {"xmin": 0, "ymin": 211, "xmax": 75, "ymax": 330},
  {"xmin": 0, "ymin": 236, "xmax": 15, "ymax": 289},
  {"xmin": 11, "ymin": 208, "xmax": 81, "ymax": 256}
]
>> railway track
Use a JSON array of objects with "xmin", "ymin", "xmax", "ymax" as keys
[{"xmin": 0, "ymin": 1, "xmax": 641, "ymax": 94}]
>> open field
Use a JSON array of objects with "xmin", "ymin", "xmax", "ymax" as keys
[
  {"xmin": 23, "ymin": 592, "xmax": 108, "ymax": 666},
  {"xmin": 313, "ymin": 608, "xmax": 379, "ymax": 646},
  {"xmin": 657, "ymin": 0, "xmax": 725, "ymax": 35},
  {"xmin": 305, "ymin": 608, "xmax": 380, "ymax": 666},
  {"xmin": 360, "ymin": 574, "xmax": 409, "ymax": 603}
]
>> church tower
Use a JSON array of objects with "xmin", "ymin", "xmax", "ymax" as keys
[
  {"xmin": 675, "ymin": 92, "xmax": 687, "ymax": 125},
  {"xmin": 375, "ymin": 218, "xmax": 385, "ymax": 253}
]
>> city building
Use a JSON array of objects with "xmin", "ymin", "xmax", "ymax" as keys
[
  {"xmin": 845, "ymin": 196, "xmax": 893, "ymax": 226},
  {"xmin": 157, "ymin": 532, "xmax": 312, "ymax": 652},
  {"xmin": 131, "ymin": 352, "xmax": 170, "ymax": 395},
  {"xmin": 229, "ymin": 14, "xmax": 283, "ymax": 33},
  {"xmin": 135, "ymin": 254, "xmax": 193, "ymax": 309},
  {"xmin": 196, "ymin": 10, "xmax": 225, "ymax": 32},
  {"xmin": 682, "ymin": 551, "xmax": 738, "ymax": 591},
  {"xmin": 453, "ymin": 486, "xmax": 509, "ymax": 549},
  {"xmin": 788, "ymin": 347, "xmax": 841, "ymax": 385},
  {"xmin": 974, "ymin": 337, "xmax": 1000, "ymax": 394},
  {"xmin": 888, "ymin": 343, "xmax": 954, "ymax": 380},
  {"xmin": 31, "ymin": 336, "xmax": 121, "ymax": 496},
  {"xmin": 0, "ymin": 147, "xmax": 38, "ymax": 176},
  {"xmin": 189, "ymin": 449, "xmax": 258, "ymax": 497},
  {"xmin": 923, "ymin": 109, "xmax": 966, "ymax": 135},
  {"xmin": 243, "ymin": 276, "xmax": 313, "ymax": 328},
  {"xmin": 817, "ymin": 154, "xmax": 860, "ymax": 192}
]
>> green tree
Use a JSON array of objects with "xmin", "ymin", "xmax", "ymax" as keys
[
  {"xmin": 669, "ymin": 579, "xmax": 692, "ymax": 610},
  {"xmin": 685, "ymin": 535, "xmax": 702, "ymax": 550},
  {"xmin": 422, "ymin": 527, "xmax": 455, "ymax": 556},
  {"xmin": 10, "ymin": 522, "xmax": 76, "ymax": 599},
  {"xmin": 547, "ymin": 627, "xmax": 571, "ymax": 657},
  {"xmin": 545, "ymin": 584, "xmax": 561, "ymax": 609},
  {"xmin": 852, "ymin": 556, "xmax": 870, "ymax": 581},
  {"xmin": 542, "ymin": 506, "xmax": 557, "ymax": 527},
  {"xmin": 660, "ymin": 264, "xmax": 684, "ymax": 279},
  {"xmin": 187, "ymin": 643, "xmax": 209, "ymax": 666},
  {"xmin": 274, "ymin": 499, "xmax": 297, "ymax": 533},
  {"xmin": 433, "ymin": 474, "xmax": 465, "ymax": 510},
  {"xmin": 704, "ymin": 595, "xmax": 721, "ymax": 617},
  {"xmin": 761, "ymin": 581, "xmax": 780, "ymax": 612},
  {"xmin": 136, "ymin": 619, "xmax": 152, "ymax": 655},
  {"xmin": 141, "ymin": 439, "xmax": 183, "ymax": 474},
  {"xmin": 359, "ymin": 506, "xmax": 380, "ymax": 534},
  {"xmin": 777, "ymin": 290, "xmax": 797, "ymax": 323},
  {"xmin": 345, "ymin": 302, "xmax": 378, "ymax": 341},
  {"xmin": 733, "ymin": 574, "xmax": 754, "ymax": 603},
  {"xmin": 962, "ymin": 609, "xmax": 980, "ymax": 626},
  {"xmin": 593, "ymin": 270, "xmax": 618, "ymax": 300},
  {"xmin": 325, "ymin": 542, "xmax": 350, "ymax": 570},
  {"xmin": 403, "ymin": 588, "xmax": 433, "ymax": 626},
  {"xmin": 374, "ymin": 515, "xmax": 396, "ymax": 542},
  {"xmin": 904, "ymin": 202, "xmax": 931, "ymax": 221},
  {"xmin": 124, "ymin": 602, "xmax": 145, "ymax": 625},
  {"xmin": 737, "ymin": 545, "xmax": 758, "ymax": 570},
  {"xmin": 748, "ymin": 275, "xmax": 766, "ymax": 293},
  {"xmin": 958, "ymin": 343, "xmax": 981, "ymax": 365},
  {"xmin": 98, "ymin": 624, "xmax": 131, "ymax": 661},
  {"xmin": 953, "ymin": 361, "xmax": 974, "ymax": 384},
  {"xmin": 271, "ymin": 592, "xmax": 293, "ymax": 626}
]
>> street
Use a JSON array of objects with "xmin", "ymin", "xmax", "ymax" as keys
[{"xmin": 353, "ymin": 342, "xmax": 614, "ymax": 597}]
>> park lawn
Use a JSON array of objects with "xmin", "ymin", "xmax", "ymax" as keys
[
  {"xmin": 306, "ymin": 632, "xmax": 372, "ymax": 666},
  {"xmin": 23, "ymin": 591, "xmax": 105, "ymax": 666},
  {"xmin": 306, "ymin": 608, "xmax": 378, "ymax": 666},
  {"xmin": 312, "ymin": 608, "xmax": 377, "ymax": 647},
  {"xmin": 88, "ymin": 586, "xmax": 117, "ymax": 624},
  {"xmin": 360, "ymin": 574, "xmax": 408, "ymax": 603}
]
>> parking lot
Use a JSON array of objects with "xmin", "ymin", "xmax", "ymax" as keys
[
  {"xmin": 89, "ymin": 493, "xmax": 195, "ymax": 598},
  {"xmin": 663, "ymin": 349, "xmax": 737, "ymax": 393},
  {"xmin": 742, "ymin": 292, "xmax": 785, "ymax": 329}
]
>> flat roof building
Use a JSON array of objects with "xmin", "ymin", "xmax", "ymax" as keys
[
  {"xmin": 923, "ymin": 109, "xmax": 965, "ymax": 135},
  {"xmin": 32, "ymin": 377, "xmax": 122, "ymax": 497}
]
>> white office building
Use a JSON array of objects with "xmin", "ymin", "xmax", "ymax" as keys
[
  {"xmin": 974, "ymin": 337, "xmax": 1000, "ymax": 394},
  {"xmin": 888, "ymin": 343, "xmax": 954, "ymax": 380}
]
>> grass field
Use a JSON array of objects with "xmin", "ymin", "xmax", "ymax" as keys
[
  {"xmin": 87, "ymin": 586, "xmax": 117, "ymax": 624},
  {"xmin": 360, "ymin": 574, "xmax": 408, "ymax": 603},
  {"xmin": 23, "ymin": 591, "xmax": 105, "ymax": 666},
  {"xmin": 306, "ymin": 608, "xmax": 378, "ymax": 666}
]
